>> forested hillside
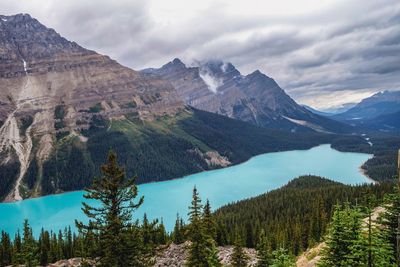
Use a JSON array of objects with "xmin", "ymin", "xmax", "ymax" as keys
[
  {"xmin": 34, "ymin": 108, "xmax": 334, "ymax": 197},
  {"xmin": 213, "ymin": 176, "xmax": 394, "ymax": 255}
]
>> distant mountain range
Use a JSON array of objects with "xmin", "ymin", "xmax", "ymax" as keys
[
  {"xmin": 0, "ymin": 13, "xmax": 343, "ymax": 201},
  {"xmin": 142, "ymin": 59, "xmax": 350, "ymax": 133},
  {"xmin": 333, "ymin": 91, "xmax": 400, "ymax": 121},
  {"xmin": 332, "ymin": 91, "xmax": 400, "ymax": 131}
]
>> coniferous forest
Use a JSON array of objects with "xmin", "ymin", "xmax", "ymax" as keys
[{"xmin": 0, "ymin": 151, "xmax": 399, "ymax": 266}]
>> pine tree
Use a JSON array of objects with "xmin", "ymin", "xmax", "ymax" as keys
[
  {"xmin": 21, "ymin": 220, "xmax": 38, "ymax": 267},
  {"xmin": 173, "ymin": 214, "xmax": 184, "ymax": 244},
  {"xmin": 49, "ymin": 232, "xmax": 58, "ymax": 263},
  {"xmin": 75, "ymin": 151, "xmax": 145, "ymax": 267},
  {"xmin": 12, "ymin": 230, "xmax": 22, "ymax": 265},
  {"xmin": 381, "ymin": 181, "xmax": 400, "ymax": 263},
  {"xmin": 270, "ymin": 247, "xmax": 295, "ymax": 267},
  {"xmin": 256, "ymin": 229, "xmax": 272, "ymax": 267},
  {"xmin": 203, "ymin": 199, "xmax": 217, "ymax": 240},
  {"xmin": 0, "ymin": 231, "xmax": 12, "ymax": 266},
  {"xmin": 186, "ymin": 186, "xmax": 211, "ymax": 267},
  {"xmin": 206, "ymin": 242, "xmax": 222, "ymax": 267},
  {"xmin": 157, "ymin": 219, "xmax": 168, "ymax": 245},
  {"xmin": 38, "ymin": 229, "xmax": 50, "ymax": 266},
  {"xmin": 319, "ymin": 203, "xmax": 363, "ymax": 266},
  {"xmin": 348, "ymin": 195, "xmax": 396, "ymax": 266},
  {"xmin": 231, "ymin": 235, "xmax": 249, "ymax": 267}
]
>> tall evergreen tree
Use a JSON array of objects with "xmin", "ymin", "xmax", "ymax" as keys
[
  {"xmin": 21, "ymin": 220, "xmax": 38, "ymax": 267},
  {"xmin": 203, "ymin": 199, "xmax": 217, "ymax": 240},
  {"xmin": 12, "ymin": 230, "xmax": 22, "ymax": 265},
  {"xmin": 187, "ymin": 186, "xmax": 218, "ymax": 267},
  {"xmin": 173, "ymin": 214, "xmax": 184, "ymax": 244},
  {"xmin": 0, "ymin": 231, "xmax": 12, "ymax": 266},
  {"xmin": 381, "ymin": 180, "xmax": 400, "ymax": 263},
  {"xmin": 270, "ymin": 247, "xmax": 295, "ymax": 267},
  {"xmin": 319, "ymin": 203, "xmax": 363, "ymax": 266},
  {"xmin": 38, "ymin": 228, "xmax": 50, "ymax": 266},
  {"xmin": 256, "ymin": 229, "xmax": 272, "ymax": 267},
  {"xmin": 75, "ymin": 151, "xmax": 145, "ymax": 267},
  {"xmin": 231, "ymin": 234, "xmax": 249, "ymax": 267}
]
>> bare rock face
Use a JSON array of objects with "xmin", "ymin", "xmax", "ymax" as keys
[
  {"xmin": 0, "ymin": 14, "xmax": 184, "ymax": 201},
  {"xmin": 142, "ymin": 59, "xmax": 349, "ymax": 133}
]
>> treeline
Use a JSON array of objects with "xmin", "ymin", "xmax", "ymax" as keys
[
  {"xmin": 39, "ymin": 108, "xmax": 332, "ymax": 196},
  {"xmin": 0, "ymin": 217, "xmax": 168, "ymax": 266},
  {"xmin": 212, "ymin": 176, "xmax": 394, "ymax": 255},
  {"xmin": 331, "ymin": 132, "xmax": 400, "ymax": 181}
]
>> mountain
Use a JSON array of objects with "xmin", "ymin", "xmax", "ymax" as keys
[
  {"xmin": 303, "ymin": 105, "xmax": 334, "ymax": 116},
  {"xmin": 142, "ymin": 59, "xmax": 350, "ymax": 133},
  {"xmin": 0, "ymin": 14, "xmax": 333, "ymax": 201},
  {"xmin": 333, "ymin": 91, "xmax": 400, "ymax": 121},
  {"xmin": 0, "ymin": 13, "xmax": 184, "ymax": 201},
  {"xmin": 359, "ymin": 110, "xmax": 400, "ymax": 132}
]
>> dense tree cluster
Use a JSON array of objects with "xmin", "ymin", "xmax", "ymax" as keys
[
  {"xmin": 319, "ymin": 201, "xmax": 396, "ymax": 266},
  {"xmin": 213, "ymin": 176, "xmax": 394, "ymax": 255}
]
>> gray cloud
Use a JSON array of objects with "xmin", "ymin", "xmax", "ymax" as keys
[{"xmin": 1, "ymin": 0, "xmax": 400, "ymax": 109}]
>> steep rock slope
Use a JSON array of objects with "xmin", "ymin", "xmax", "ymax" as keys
[
  {"xmin": 0, "ymin": 14, "xmax": 182, "ymax": 201},
  {"xmin": 142, "ymin": 59, "xmax": 350, "ymax": 133}
]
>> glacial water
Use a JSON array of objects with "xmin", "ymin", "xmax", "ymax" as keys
[{"xmin": 0, "ymin": 144, "xmax": 372, "ymax": 236}]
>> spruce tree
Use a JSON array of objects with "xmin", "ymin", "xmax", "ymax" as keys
[
  {"xmin": 173, "ymin": 214, "xmax": 184, "ymax": 244},
  {"xmin": 348, "ymin": 195, "xmax": 396, "ymax": 266},
  {"xmin": 381, "ymin": 181, "xmax": 400, "ymax": 263},
  {"xmin": 186, "ymin": 186, "xmax": 212, "ymax": 267},
  {"xmin": 21, "ymin": 220, "xmax": 38, "ymax": 267},
  {"xmin": 319, "ymin": 203, "xmax": 363, "ymax": 267},
  {"xmin": 231, "ymin": 235, "xmax": 249, "ymax": 267},
  {"xmin": 256, "ymin": 229, "xmax": 272, "ymax": 267},
  {"xmin": 270, "ymin": 247, "xmax": 295, "ymax": 267},
  {"xmin": 203, "ymin": 199, "xmax": 217, "ymax": 240},
  {"xmin": 75, "ymin": 151, "xmax": 144, "ymax": 267},
  {"xmin": 1, "ymin": 231, "xmax": 12, "ymax": 266},
  {"xmin": 206, "ymin": 242, "xmax": 222, "ymax": 267},
  {"xmin": 12, "ymin": 230, "xmax": 22, "ymax": 265},
  {"xmin": 38, "ymin": 229, "xmax": 50, "ymax": 266}
]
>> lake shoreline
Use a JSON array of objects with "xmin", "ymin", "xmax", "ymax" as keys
[{"xmin": 2, "ymin": 143, "xmax": 375, "ymax": 204}]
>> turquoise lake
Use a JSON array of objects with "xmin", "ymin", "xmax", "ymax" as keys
[{"xmin": 0, "ymin": 144, "xmax": 372, "ymax": 236}]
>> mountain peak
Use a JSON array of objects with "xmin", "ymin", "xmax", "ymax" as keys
[
  {"xmin": 199, "ymin": 60, "xmax": 241, "ymax": 81},
  {"xmin": 172, "ymin": 58, "xmax": 185, "ymax": 66},
  {"xmin": 161, "ymin": 58, "xmax": 187, "ymax": 70}
]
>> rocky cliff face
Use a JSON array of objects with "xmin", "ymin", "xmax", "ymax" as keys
[
  {"xmin": 0, "ymin": 14, "xmax": 183, "ymax": 201},
  {"xmin": 142, "ymin": 59, "xmax": 349, "ymax": 133}
]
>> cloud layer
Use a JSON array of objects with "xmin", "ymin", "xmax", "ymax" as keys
[{"xmin": 2, "ymin": 0, "xmax": 400, "ymax": 109}]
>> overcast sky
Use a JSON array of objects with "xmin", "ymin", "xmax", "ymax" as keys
[{"xmin": 2, "ymin": 0, "xmax": 400, "ymax": 109}]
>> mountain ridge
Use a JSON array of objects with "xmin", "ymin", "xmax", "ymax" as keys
[{"xmin": 142, "ymin": 58, "xmax": 351, "ymax": 134}]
